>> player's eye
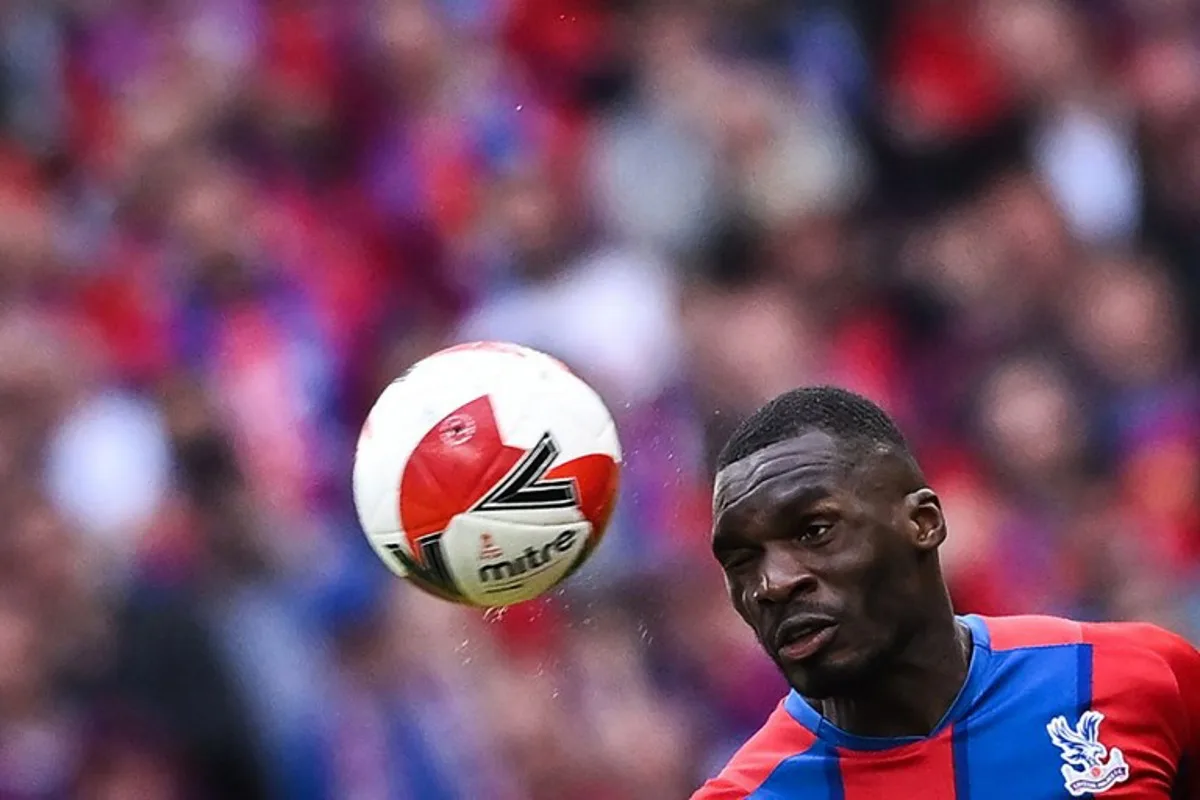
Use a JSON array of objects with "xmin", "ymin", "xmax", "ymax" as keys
[
  {"xmin": 794, "ymin": 521, "xmax": 833, "ymax": 543},
  {"xmin": 719, "ymin": 549, "xmax": 757, "ymax": 571}
]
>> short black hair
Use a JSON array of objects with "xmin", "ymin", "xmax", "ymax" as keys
[{"xmin": 716, "ymin": 386, "xmax": 911, "ymax": 471}]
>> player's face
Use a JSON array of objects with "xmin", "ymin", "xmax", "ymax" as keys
[{"xmin": 711, "ymin": 431, "xmax": 942, "ymax": 698}]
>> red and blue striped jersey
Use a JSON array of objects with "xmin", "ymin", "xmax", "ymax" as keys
[{"xmin": 692, "ymin": 614, "xmax": 1200, "ymax": 799}]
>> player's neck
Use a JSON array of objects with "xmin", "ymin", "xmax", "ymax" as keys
[{"xmin": 815, "ymin": 610, "xmax": 972, "ymax": 740}]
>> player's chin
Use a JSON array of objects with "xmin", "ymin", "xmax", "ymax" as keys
[{"xmin": 781, "ymin": 649, "xmax": 872, "ymax": 699}]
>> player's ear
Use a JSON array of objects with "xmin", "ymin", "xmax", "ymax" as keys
[{"xmin": 904, "ymin": 488, "xmax": 945, "ymax": 552}]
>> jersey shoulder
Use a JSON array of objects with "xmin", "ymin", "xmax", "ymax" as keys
[
  {"xmin": 1081, "ymin": 620, "xmax": 1199, "ymax": 665},
  {"xmin": 1082, "ymin": 621, "xmax": 1200, "ymax": 723},
  {"xmin": 979, "ymin": 614, "xmax": 1198, "ymax": 693},
  {"xmin": 1083, "ymin": 620, "xmax": 1200, "ymax": 789},
  {"xmin": 690, "ymin": 701, "xmax": 818, "ymax": 800},
  {"xmin": 978, "ymin": 614, "xmax": 1198, "ymax": 659},
  {"xmin": 978, "ymin": 613, "xmax": 1085, "ymax": 651},
  {"xmin": 1080, "ymin": 619, "xmax": 1200, "ymax": 691}
]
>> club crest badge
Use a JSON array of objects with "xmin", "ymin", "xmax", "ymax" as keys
[{"xmin": 1046, "ymin": 710, "xmax": 1130, "ymax": 796}]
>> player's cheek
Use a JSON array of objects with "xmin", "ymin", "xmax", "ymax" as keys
[
  {"xmin": 852, "ymin": 543, "xmax": 908, "ymax": 624},
  {"xmin": 732, "ymin": 583, "xmax": 760, "ymax": 629},
  {"xmin": 732, "ymin": 584, "xmax": 773, "ymax": 645}
]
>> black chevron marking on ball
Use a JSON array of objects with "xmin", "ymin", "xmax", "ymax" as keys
[{"xmin": 473, "ymin": 432, "xmax": 578, "ymax": 512}]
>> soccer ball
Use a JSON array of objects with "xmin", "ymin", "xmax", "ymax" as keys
[{"xmin": 353, "ymin": 342, "xmax": 622, "ymax": 607}]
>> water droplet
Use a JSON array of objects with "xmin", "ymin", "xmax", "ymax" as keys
[
  {"xmin": 483, "ymin": 607, "xmax": 507, "ymax": 623},
  {"xmin": 515, "ymin": 104, "xmax": 524, "ymax": 111},
  {"xmin": 463, "ymin": 657, "xmax": 473, "ymax": 666},
  {"xmin": 550, "ymin": 689, "xmax": 560, "ymax": 699}
]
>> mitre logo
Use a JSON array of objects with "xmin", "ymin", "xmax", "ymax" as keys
[{"xmin": 477, "ymin": 529, "xmax": 580, "ymax": 585}]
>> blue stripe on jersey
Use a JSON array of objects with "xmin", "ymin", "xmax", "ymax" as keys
[
  {"xmin": 952, "ymin": 717, "xmax": 971, "ymax": 800},
  {"xmin": 823, "ymin": 742, "xmax": 845, "ymax": 800},
  {"xmin": 949, "ymin": 642, "xmax": 1094, "ymax": 799},
  {"xmin": 748, "ymin": 738, "xmax": 844, "ymax": 800},
  {"xmin": 1075, "ymin": 643, "xmax": 1093, "ymax": 721}
]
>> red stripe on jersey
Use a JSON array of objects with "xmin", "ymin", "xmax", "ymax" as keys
[
  {"xmin": 1147, "ymin": 627, "xmax": 1200, "ymax": 797},
  {"xmin": 838, "ymin": 726, "xmax": 957, "ymax": 800},
  {"xmin": 690, "ymin": 702, "xmax": 817, "ymax": 799},
  {"xmin": 983, "ymin": 615, "xmax": 1082, "ymax": 651},
  {"xmin": 1082, "ymin": 623, "xmax": 1191, "ymax": 797}
]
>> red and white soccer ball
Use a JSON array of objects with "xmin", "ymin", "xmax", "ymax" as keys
[{"xmin": 353, "ymin": 342, "xmax": 622, "ymax": 607}]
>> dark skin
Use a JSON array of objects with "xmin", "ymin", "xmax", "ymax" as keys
[{"xmin": 712, "ymin": 430, "xmax": 972, "ymax": 739}]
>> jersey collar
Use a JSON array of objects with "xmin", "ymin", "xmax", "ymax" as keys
[{"xmin": 783, "ymin": 614, "xmax": 993, "ymax": 752}]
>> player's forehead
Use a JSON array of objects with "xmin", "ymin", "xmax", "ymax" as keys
[{"xmin": 713, "ymin": 431, "xmax": 856, "ymax": 524}]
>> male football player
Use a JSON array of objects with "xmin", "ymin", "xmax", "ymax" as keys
[{"xmin": 693, "ymin": 386, "xmax": 1200, "ymax": 798}]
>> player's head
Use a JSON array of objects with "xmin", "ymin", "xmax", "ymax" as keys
[{"xmin": 711, "ymin": 387, "xmax": 948, "ymax": 698}]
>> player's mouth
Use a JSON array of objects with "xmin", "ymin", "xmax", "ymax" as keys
[{"xmin": 774, "ymin": 616, "xmax": 838, "ymax": 662}]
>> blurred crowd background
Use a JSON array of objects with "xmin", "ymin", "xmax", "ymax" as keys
[{"xmin": 1, "ymin": 0, "xmax": 1199, "ymax": 797}]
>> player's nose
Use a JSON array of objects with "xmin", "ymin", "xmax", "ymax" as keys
[{"xmin": 754, "ymin": 547, "xmax": 816, "ymax": 606}]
